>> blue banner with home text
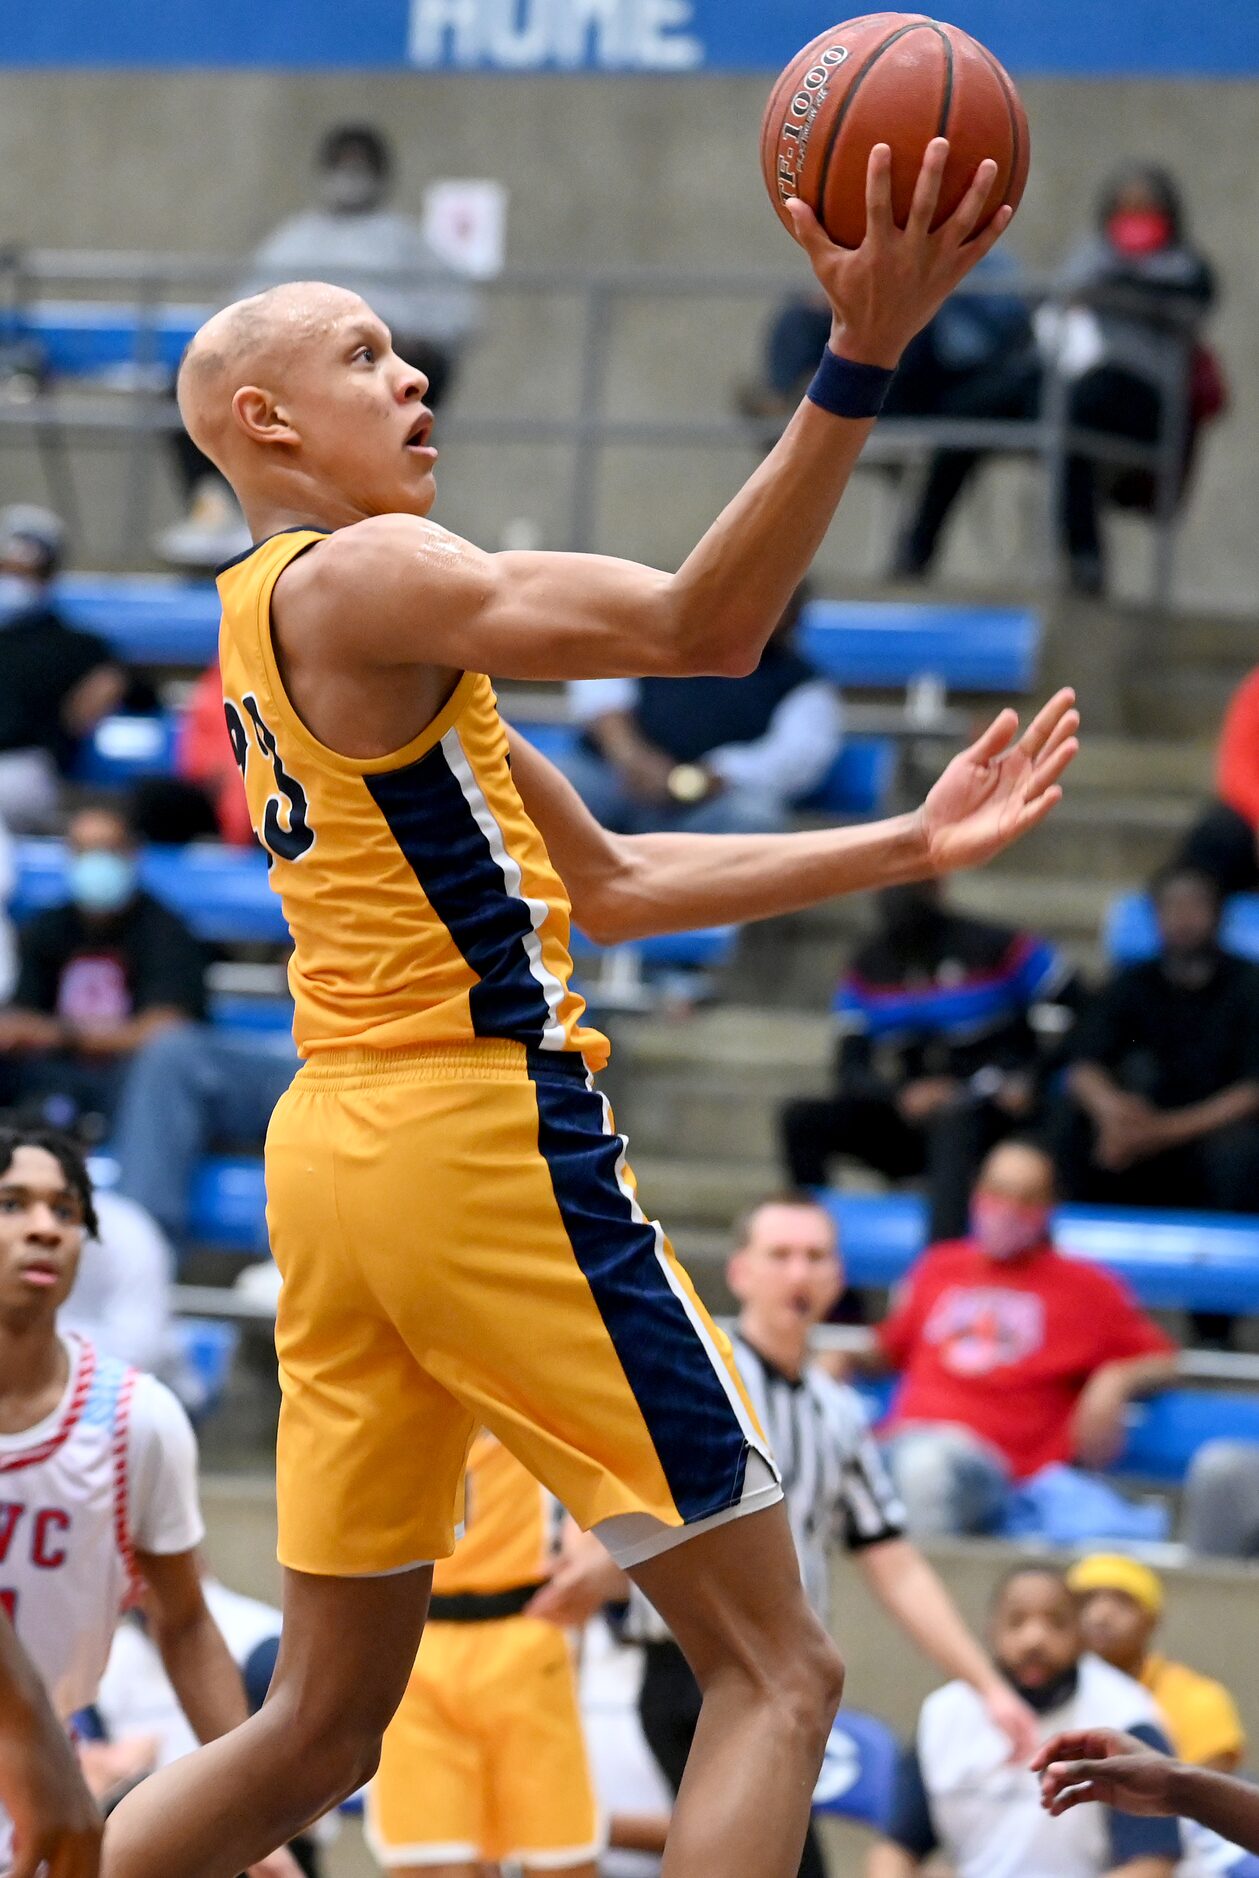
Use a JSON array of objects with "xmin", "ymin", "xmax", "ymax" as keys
[{"xmin": 5, "ymin": 0, "xmax": 1257, "ymax": 75}]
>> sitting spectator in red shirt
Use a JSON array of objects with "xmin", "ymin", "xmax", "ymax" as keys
[
  {"xmin": 0, "ymin": 802, "xmax": 207, "ymax": 1132},
  {"xmin": 849, "ymin": 1140, "xmax": 1178, "ymax": 1537},
  {"xmin": 1178, "ymin": 666, "xmax": 1259, "ymax": 897},
  {"xmin": 176, "ymin": 666, "xmax": 255, "ymax": 847}
]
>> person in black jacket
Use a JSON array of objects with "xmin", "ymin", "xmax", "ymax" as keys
[
  {"xmin": 0, "ymin": 505, "xmax": 126, "ymax": 830},
  {"xmin": 896, "ymin": 163, "xmax": 1219, "ymax": 593},
  {"xmin": 780, "ymin": 881, "xmax": 1079, "ymax": 1242},
  {"xmin": 0, "ymin": 803, "xmax": 206, "ymax": 1132}
]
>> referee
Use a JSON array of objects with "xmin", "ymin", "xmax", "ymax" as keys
[{"xmin": 635, "ymin": 1194, "xmax": 1040, "ymax": 1878}]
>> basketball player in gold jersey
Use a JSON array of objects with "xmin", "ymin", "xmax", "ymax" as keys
[{"xmin": 102, "ymin": 142, "xmax": 1079, "ymax": 1878}]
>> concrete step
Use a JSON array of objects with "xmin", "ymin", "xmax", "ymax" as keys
[
  {"xmin": 1068, "ymin": 736, "xmax": 1213, "ymax": 797},
  {"xmin": 628, "ymin": 1152, "xmax": 783, "ymax": 1230},
  {"xmin": 1126, "ymin": 668, "xmax": 1239, "ymax": 740}
]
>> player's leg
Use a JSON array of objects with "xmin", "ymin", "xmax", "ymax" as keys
[
  {"xmin": 103, "ymin": 1564, "xmax": 432, "ymax": 1878},
  {"xmin": 630, "ymin": 1501, "xmax": 842, "ymax": 1878},
  {"xmin": 375, "ymin": 1058, "xmax": 841, "ymax": 1878}
]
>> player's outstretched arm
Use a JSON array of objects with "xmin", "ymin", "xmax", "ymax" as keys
[
  {"xmin": 508, "ymin": 690, "xmax": 1077, "ymax": 943},
  {"xmin": 0, "ymin": 1616, "xmax": 102, "ymax": 1878},
  {"xmin": 300, "ymin": 141, "xmax": 1012, "ymax": 686},
  {"xmin": 1034, "ymin": 1731, "xmax": 1259, "ymax": 1852}
]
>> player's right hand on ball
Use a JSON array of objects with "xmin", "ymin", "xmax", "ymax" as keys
[{"xmin": 786, "ymin": 138, "xmax": 1013, "ymax": 370}]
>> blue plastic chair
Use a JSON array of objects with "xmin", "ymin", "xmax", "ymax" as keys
[
  {"xmin": 812, "ymin": 1708, "xmax": 902, "ymax": 1830},
  {"xmin": 173, "ymin": 1317, "xmax": 240, "ymax": 1421}
]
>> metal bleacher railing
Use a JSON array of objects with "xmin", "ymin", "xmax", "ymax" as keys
[{"xmin": 0, "ymin": 251, "xmax": 1197, "ymax": 606}]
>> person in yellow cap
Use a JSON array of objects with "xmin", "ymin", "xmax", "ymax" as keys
[{"xmin": 1067, "ymin": 1554, "xmax": 1246, "ymax": 1772}]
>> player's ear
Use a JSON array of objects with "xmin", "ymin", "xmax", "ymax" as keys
[
  {"xmin": 727, "ymin": 1248, "xmax": 752, "ymax": 1303},
  {"xmin": 232, "ymin": 384, "xmax": 300, "ymax": 447}
]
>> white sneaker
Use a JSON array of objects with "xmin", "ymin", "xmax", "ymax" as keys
[{"xmin": 155, "ymin": 480, "xmax": 251, "ymax": 569}]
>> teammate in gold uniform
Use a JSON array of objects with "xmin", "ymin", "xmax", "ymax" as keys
[
  {"xmin": 103, "ymin": 141, "xmax": 1080, "ymax": 1878},
  {"xmin": 367, "ymin": 1432, "xmax": 601, "ymax": 1875}
]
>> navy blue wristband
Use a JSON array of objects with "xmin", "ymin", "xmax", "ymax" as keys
[{"xmin": 807, "ymin": 348, "xmax": 896, "ymax": 420}]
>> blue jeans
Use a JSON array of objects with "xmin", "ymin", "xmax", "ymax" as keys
[
  {"xmin": 883, "ymin": 1425, "xmax": 1011, "ymax": 1537},
  {"xmin": 111, "ymin": 1022, "xmax": 297, "ymax": 1245},
  {"xmin": 553, "ymin": 743, "xmax": 788, "ymax": 837}
]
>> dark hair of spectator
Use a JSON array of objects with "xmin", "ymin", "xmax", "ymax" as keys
[
  {"xmin": 0, "ymin": 1123, "xmax": 99, "ymax": 1239},
  {"xmin": 1150, "ymin": 859, "xmax": 1224, "ymax": 910},
  {"xmin": 317, "ymin": 125, "xmax": 393, "ymax": 181},
  {"xmin": 989, "ymin": 1559, "xmax": 1070, "ymax": 1612},
  {"xmin": 1095, "ymin": 164, "xmax": 1187, "ymax": 244},
  {"xmin": 732, "ymin": 1190, "xmax": 835, "ymax": 1250}
]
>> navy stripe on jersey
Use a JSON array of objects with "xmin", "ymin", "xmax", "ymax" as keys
[
  {"xmin": 367, "ymin": 738, "xmax": 556, "ymax": 1047},
  {"xmin": 529, "ymin": 1065, "xmax": 753, "ymax": 1525}
]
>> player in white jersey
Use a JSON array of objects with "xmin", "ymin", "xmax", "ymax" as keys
[{"xmin": 0, "ymin": 1124, "xmax": 297, "ymax": 1878}]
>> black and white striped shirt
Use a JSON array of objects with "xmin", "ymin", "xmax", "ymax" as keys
[{"xmin": 731, "ymin": 1330, "xmax": 906, "ymax": 1623}]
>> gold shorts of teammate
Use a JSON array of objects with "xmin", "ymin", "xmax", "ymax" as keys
[
  {"xmin": 265, "ymin": 1039, "xmax": 779, "ymax": 1577},
  {"xmin": 366, "ymin": 1612, "xmax": 601, "ymax": 1869}
]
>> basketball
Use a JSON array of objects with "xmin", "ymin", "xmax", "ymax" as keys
[{"xmin": 761, "ymin": 14, "xmax": 1030, "ymax": 250}]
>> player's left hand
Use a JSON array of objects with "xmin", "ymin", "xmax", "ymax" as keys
[
  {"xmin": 918, "ymin": 689, "xmax": 1080, "ymax": 875},
  {"xmin": 981, "ymin": 1680, "xmax": 1040, "ymax": 1764},
  {"xmin": 527, "ymin": 1528, "xmax": 629, "ymax": 1628},
  {"xmin": 1032, "ymin": 1729, "xmax": 1179, "ymax": 1817},
  {"xmin": 246, "ymin": 1847, "xmax": 306, "ymax": 1878}
]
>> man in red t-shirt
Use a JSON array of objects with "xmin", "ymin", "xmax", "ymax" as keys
[{"xmin": 852, "ymin": 1139, "xmax": 1179, "ymax": 1535}]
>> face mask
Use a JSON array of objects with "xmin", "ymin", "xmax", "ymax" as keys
[
  {"xmin": 68, "ymin": 850, "xmax": 137, "ymax": 916},
  {"xmin": 1106, "ymin": 209, "xmax": 1174, "ymax": 256},
  {"xmin": 0, "ymin": 573, "xmax": 42, "ymax": 623},
  {"xmin": 319, "ymin": 166, "xmax": 382, "ymax": 214},
  {"xmin": 972, "ymin": 1193, "xmax": 1052, "ymax": 1262}
]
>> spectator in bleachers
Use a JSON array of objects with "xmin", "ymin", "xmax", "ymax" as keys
[
  {"xmin": 555, "ymin": 587, "xmax": 844, "ymax": 835},
  {"xmin": 1177, "ymin": 665, "xmax": 1259, "ymax": 897},
  {"xmin": 62, "ymin": 1185, "xmax": 176, "ymax": 1379},
  {"xmin": 847, "ymin": 1140, "xmax": 1179, "ymax": 1538},
  {"xmin": 895, "ymin": 163, "xmax": 1221, "ymax": 594},
  {"xmin": 1057, "ymin": 862, "xmax": 1259, "ymax": 1348},
  {"xmin": 737, "ymin": 253, "xmax": 1031, "ymax": 431},
  {"xmin": 0, "ymin": 803, "xmax": 206, "ymax": 1132},
  {"xmin": 174, "ymin": 666, "xmax": 255, "ymax": 847},
  {"xmin": 159, "ymin": 124, "xmax": 483, "ymax": 568},
  {"xmin": 864, "ymin": 1565, "xmax": 1180, "ymax": 1878},
  {"xmin": 1068, "ymin": 1554, "xmax": 1246, "ymax": 1773},
  {"xmin": 780, "ymin": 880, "xmax": 1078, "ymax": 1241},
  {"xmin": 0, "ymin": 504, "xmax": 126, "ymax": 830},
  {"xmin": 112, "ymin": 1023, "xmax": 296, "ymax": 1250}
]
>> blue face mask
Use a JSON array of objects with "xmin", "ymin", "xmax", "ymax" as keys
[
  {"xmin": 68, "ymin": 849, "xmax": 137, "ymax": 915},
  {"xmin": 0, "ymin": 573, "xmax": 42, "ymax": 624}
]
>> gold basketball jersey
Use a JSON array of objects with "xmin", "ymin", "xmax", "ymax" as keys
[
  {"xmin": 216, "ymin": 528, "xmax": 608, "ymax": 1067},
  {"xmin": 435, "ymin": 1432, "xmax": 556, "ymax": 1597}
]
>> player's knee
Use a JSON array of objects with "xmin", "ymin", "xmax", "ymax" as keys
[
  {"xmin": 773, "ymin": 1616, "xmax": 845, "ymax": 1753},
  {"xmin": 262, "ymin": 1687, "xmax": 386, "ymax": 1809}
]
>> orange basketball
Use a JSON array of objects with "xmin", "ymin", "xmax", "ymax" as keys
[{"xmin": 761, "ymin": 14, "xmax": 1030, "ymax": 250}]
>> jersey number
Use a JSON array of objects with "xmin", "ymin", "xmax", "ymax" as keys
[{"xmin": 224, "ymin": 695, "xmax": 315, "ymax": 863}]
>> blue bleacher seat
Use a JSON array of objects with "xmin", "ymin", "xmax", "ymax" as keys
[
  {"xmin": 12, "ymin": 838, "xmax": 287, "ymax": 947},
  {"xmin": 208, "ymin": 994, "xmax": 295, "ymax": 1040},
  {"xmin": 1118, "ymin": 1389, "xmax": 1259, "ymax": 1483},
  {"xmin": 799, "ymin": 599, "xmax": 1041, "ymax": 693},
  {"xmin": 812, "ymin": 1709, "xmax": 901, "ymax": 1829},
  {"xmin": 72, "ymin": 712, "xmax": 179, "ymax": 786},
  {"xmin": 1107, "ymin": 889, "xmax": 1259, "ymax": 967},
  {"xmin": 818, "ymin": 1189, "xmax": 1259, "ymax": 1315},
  {"xmin": 515, "ymin": 720, "xmax": 895, "ymax": 818},
  {"xmin": 174, "ymin": 1316, "xmax": 241, "ymax": 1422},
  {"xmin": 188, "ymin": 1156, "xmax": 269, "ymax": 1251},
  {"xmin": 54, "ymin": 574, "xmax": 220, "ymax": 665},
  {"xmin": 10, "ymin": 303, "xmax": 204, "ymax": 378}
]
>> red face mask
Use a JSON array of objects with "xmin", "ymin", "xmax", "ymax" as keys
[
  {"xmin": 972, "ymin": 1193, "xmax": 1052, "ymax": 1262},
  {"xmin": 1107, "ymin": 209, "xmax": 1174, "ymax": 256}
]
